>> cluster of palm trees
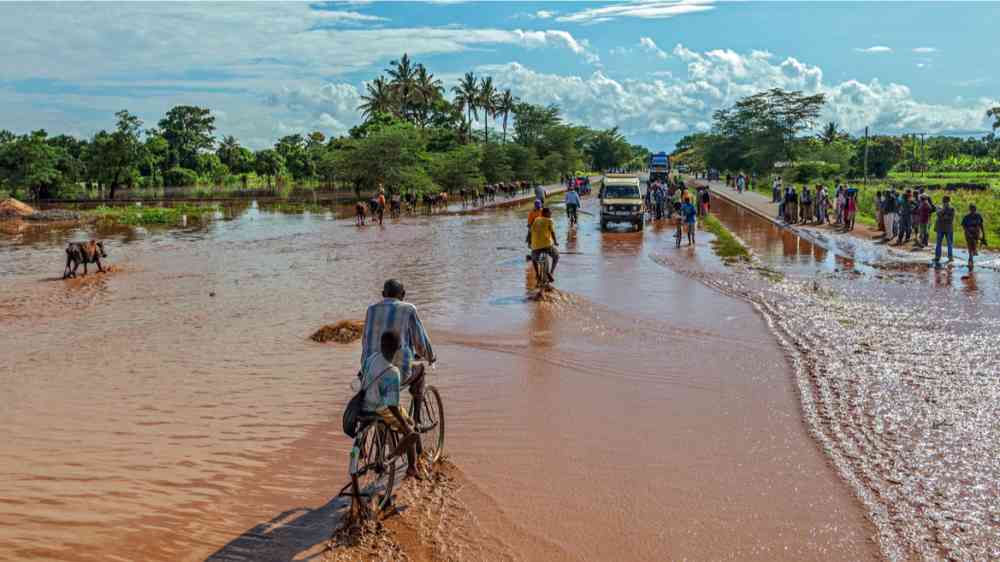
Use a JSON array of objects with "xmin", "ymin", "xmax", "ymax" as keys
[
  {"xmin": 451, "ymin": 71, "xmax": 515, "ymax": 144},
  {"xmin": 358, "ymin": 54, "xmax": 516, "ymax": 144}
]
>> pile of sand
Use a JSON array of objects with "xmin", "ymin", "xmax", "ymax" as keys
[
  {"xmin": 311, "ymin": 319, "xmax": 365, "ymax": 343},
  {"xmin": 0, "ymin": 198, "xmax": 35, "ymax": 219}
]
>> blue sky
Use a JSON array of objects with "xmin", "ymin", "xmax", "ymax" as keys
[{"xmin": 0, "ymin": 1, "xmax": 997, "ymax": 150}]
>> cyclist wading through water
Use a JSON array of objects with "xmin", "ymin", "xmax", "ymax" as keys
[
  {"xmin": 360, "ymin": 279, "xmax": 436, "ymax": 479},
  {"xmin": 530, "ymin": 207, "xmax": 559, "ymax": 284}
]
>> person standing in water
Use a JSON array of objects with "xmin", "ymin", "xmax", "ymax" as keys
[
  {"xmin": 961, "ymin": 204, "xmax": 986, "ymax": 270},
  {"xmin": 934, "ymin": 196, "xmax": 956, "ymax": 267}
]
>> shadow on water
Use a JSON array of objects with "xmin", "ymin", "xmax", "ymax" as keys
[{"xmin": 203, "ymin": 497, "xmax": 348, "ymax": 562}]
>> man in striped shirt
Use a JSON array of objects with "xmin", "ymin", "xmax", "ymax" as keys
[{"xmin": 361, "ymin": 279, "xmax": 436, "ymax": 424}]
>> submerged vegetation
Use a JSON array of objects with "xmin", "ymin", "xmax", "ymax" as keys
[
  {"xmin": 703, "ymin": 215, "xmax": 751, "ymax": 264},
  {"xmin": 92, "ymin": 204, "xmax": 219, "ymax": 226}
]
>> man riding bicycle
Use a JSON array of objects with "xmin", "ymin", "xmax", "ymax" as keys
[
  {"xmin": 565, "ymin": 187, "xmax": 581, "ymax": 226},
  {"xmin": 360, "ymin": 279, "xmax": 436, "ymax": 479},
  {"xmin": 530, "ymin": 207, "xmax": 559, "ymax": 283}
]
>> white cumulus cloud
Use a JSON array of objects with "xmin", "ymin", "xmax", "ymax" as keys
[
  {"xmin": 855, "ymin": 46, "xmax": 893, "ymax": 53},
  {"xmin": 913, "ymin": 47, "xmax": 937, "ymax": 53},
  {"xmin": 639, "ymin": 37, "xmax": 669, "ymax": 59},
  {"xmin": 557, "ymin": 0, "xmax": 713, "ymax": 23},
  {"xmin": 477, "ymin": 44, "xmax": 995, "ymax": 146}
]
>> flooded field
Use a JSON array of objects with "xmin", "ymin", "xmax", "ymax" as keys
[{"xmin": 1, "ymin": 191, "xmax": 996, "ymax": 561}]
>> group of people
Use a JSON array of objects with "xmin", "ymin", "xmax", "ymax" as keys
[
  {"xmin": 727, "ymin": 172, "xmax": 752, "ymax": 193},
  {"xmin": 772, "ymin": 178, "xmax": 859, "ymax": 231},
  {"xmin": 768, "ymin": 176, "xmax": 989, "ymax": 270},
  {"xmin": 874, "ymin": 189, "xmax": 987, "ymax": 269},
  {"xmin": 645, "ymin": 179, "xmax": 703, "ymax": 245}
]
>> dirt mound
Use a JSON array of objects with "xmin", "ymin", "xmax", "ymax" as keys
[
  {"xmin": 0, "ymin": 198, "xmax": 35, "ymax": 219},
  {"xmin": 311, "ymin": 320, "xmax": 365, "ymax": 343}
]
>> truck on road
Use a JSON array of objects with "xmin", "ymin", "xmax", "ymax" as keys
[{"xmin": 649, "ymin": 152, "xmax": 670, "ymax": 184}]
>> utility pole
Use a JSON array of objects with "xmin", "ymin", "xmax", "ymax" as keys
[{"xmin": 864, "ymin": 126, "xmax": 870, "ymax": 186}]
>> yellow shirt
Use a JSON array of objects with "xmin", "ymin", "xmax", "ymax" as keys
[{"xmin": 530, "ymin": 217, "xmax": 556, "ymax": 250}]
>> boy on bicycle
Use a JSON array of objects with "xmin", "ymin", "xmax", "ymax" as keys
[{"xmin": 361, "ymin": 331, "xmax": 422, "ymax": 479}]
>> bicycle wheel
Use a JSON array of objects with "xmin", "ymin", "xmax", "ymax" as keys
[
  {"xmin": 410, "ymin": 385, "xmax": 445, "ymax": 463},
  {"xmin": 351, "ymin": 421, "xmax": 398, "ymax": 512}
]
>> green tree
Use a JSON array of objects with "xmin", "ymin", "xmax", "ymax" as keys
[
  {"xmin": 480, "ymin": 142, "xmax": 512, "ymax": 183},
  {"xmin": 0, "ymin": 131, "xmax": 66, "ymax": 200},
  {"xmin": 585, "ymin": 127, "xmax": 631, "ymax": 171},
  {"xmin": 386, "ymin": 53, "xmax": 418, "ymax": 120},
  {"xmin": 817, "ymin": 121, "xmax": 844, "ymax": 145},
  {"xmin": 275, "ymin": 134, "xmax": 315, "ymax": 180},
  {"xmin": 197, "ymin": 153, "xmax": 230, "ymax": 186},
  {"xmin": 86, "ymin": 110, "xmax": 145, "ymax": 199},
  {"xmin": 497, "ymin": 90, "xmax": 515, "ymax": 144},
  {"xmin": 333, "ymin": 121, "xmax": 434, "ymax": 197},
  {"xmin": 512, "ymin": 102, "xmax": 560, "ymax": 148},
  {"xmin": 141, "ymin": 131, "xmax": 169, "ymax": 186},
  {"xmin": 216, "ymin": 135, "xmax": 253, "ymax": 174},
  {"xmin": 504, "ymin": 143, "xmax": 538, "ymax": 181},
  {"xmin": 851, "ymin": 136, "xmax": 903, "ymax": 178},
  {"xmin": 431, "ymin": 145, "xmax": 483, "ymax": 192},
  {"xmin": 478, "ymin": 76, "xmax": 498, "ymax": 144},
  {"xmin": 254, "ymin": 149, "xmax": 285, "ymax": 188},
  {"xmin": 413, "ymin": 65, "xmax": 444, "ymax": 128},
  {"xmin": 452, "ymin": 72, "xmax": 479, "ymax": 144},
  {"xmin": 158, "ymin": 105, "xmax": 216, "ymax": 169},
  {"xmin": 712, "ymin": 88, "xmax": 826, "ymax": 173},
  {"xmin": 359, "ymin": 76, "xmax": 394, "ymax": 121},
  {"xmin": 988, "ymin": 107, "xmax": 1000, "ymax": 131}
]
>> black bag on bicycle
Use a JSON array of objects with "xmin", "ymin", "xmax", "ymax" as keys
[{"xmin": 342, "ymin": 366, "xmax": 392, "ymax": 438}]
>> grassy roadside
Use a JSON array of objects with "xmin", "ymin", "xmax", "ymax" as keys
[
  {"xmin": 703, "ymin": 215, "xmax": 751, "ymax": 264},
  {"xmin": 91, "ymin": 204, "xmax": 220, "ymax": 226}
]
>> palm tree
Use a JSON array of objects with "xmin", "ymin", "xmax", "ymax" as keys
[
  {"xmin": 358, "ymin": 76, "xmax": 393, "ymax": 120},
  {"xmin": 413, "ymin": 64, "xmax": 443, "ymax": 128},
  {"xmin": 386, "ymin": 53, "xmax": 418, "ymax": 120},
  {"xmin": 452, "ymin": 72, "xmax": 479, "ymax": 144},
  {"xmin": 498, "ymin": 90, "xmax": 515, "ymax": 144},
  {"xmin": 478, "ymin": 76, "xmax": 498, "ymax": 144},
  {"xmin": 988, "ymin": 107, "xmax": 1000, "ymax": 131},
  {"xmin": 818, "ymin": 121, "xmax": 842, "ymax": 145}
]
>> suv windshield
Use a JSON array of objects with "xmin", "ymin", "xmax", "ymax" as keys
[{"xmin": 603, "ymin": 184, "xmax": 640, "ymax": 199}]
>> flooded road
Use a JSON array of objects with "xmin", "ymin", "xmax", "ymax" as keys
[{"xmin": 2, "ymin": 189, "xmax": 987, "ymax": 561}]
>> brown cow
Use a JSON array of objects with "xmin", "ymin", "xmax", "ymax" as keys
[
  {"xmin": 355, "ymin": 202, "xmax": 367, "ymax": 226},
  {"xmin": 64, "ymin": 240, "xmax": 107, "ymax": 278}
]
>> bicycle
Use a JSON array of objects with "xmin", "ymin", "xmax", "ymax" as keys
[
  {"xmin": 344, "ymin": 365, "xmax": 446, "ymax": 516},
  {"xmin": 567, "ymin": 204, "xmax": 578, "ymax": 227},
  {"xmin": 533, "ymin": 251, "xmax": 553, "ymax": 291}
]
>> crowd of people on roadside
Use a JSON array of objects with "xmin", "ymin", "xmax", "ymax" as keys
[
  {"xmin": 762, "ymin": 175, "xmax": 988, "ymax": 270},
  {"xmin": 873, "ymin": 188, "xmax": 987, "ymax": 269}
]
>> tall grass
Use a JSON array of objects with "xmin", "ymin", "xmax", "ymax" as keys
[{"xmin": 703, "ymin": 215, "xmax": 751, "ymax": 263}]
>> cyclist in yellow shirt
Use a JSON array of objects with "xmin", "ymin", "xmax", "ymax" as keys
[
  {"xmin": 526, "ymin": 199, "xmax": 543, "ymax": 246},
  {"xmin": 530, "ymin": 208, "xmax": 559, "ymax": 282}
]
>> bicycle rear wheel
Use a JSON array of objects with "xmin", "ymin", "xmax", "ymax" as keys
[
  {"xmin": 351, "ymin": 421, "xmax": 398, "ymax": 512},
  {"xmin": 411, "ymin": 385, "xmax": 445, "ymax": 463}
]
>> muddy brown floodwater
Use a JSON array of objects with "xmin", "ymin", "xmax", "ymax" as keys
[{"xmin": 2, "ymin": 192, "xmax": 990, "ymax": 561}]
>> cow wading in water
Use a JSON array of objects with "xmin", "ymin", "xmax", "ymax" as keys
[{"xmin": 63, "ymin": 240, "xmax": 108, "ymax": 278}]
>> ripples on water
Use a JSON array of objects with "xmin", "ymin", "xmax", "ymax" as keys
[
  {"xmin": 691, "ymin": 199, "xmax": 1000, "ymax": 560},
  {"xmin": 2, "ymin": 195, "xmax": 997, "ymax": 561}
]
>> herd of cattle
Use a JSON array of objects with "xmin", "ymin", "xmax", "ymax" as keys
[{"xmin": 355, "ymin": 180, "xmax": 535, "ymax": 226}]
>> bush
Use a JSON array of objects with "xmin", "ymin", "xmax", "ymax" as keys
[{"xmin": 162, "ymin": 167, "xmax": 200, "ymax": 187}]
